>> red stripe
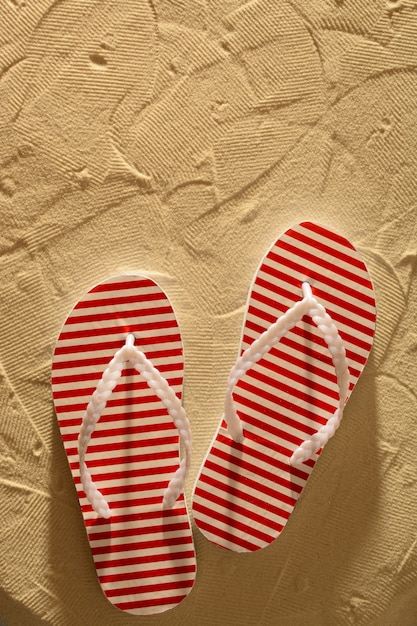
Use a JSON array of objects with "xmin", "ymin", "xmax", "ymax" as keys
[
  {"xmin": 227, "ymin": 399, "xmax": 310, "ymax": 448},
  {"xmin": 258, "ymin": 245, "xmax": 370, "ymax": 312},
  {"xmin": 193, "ymin": 516, "xmax": 259, "ymax": 551},
  {"xmin": 264, "ymin": 249, "xmax": 376, "ymax": 315},
  {"xmin": 91, "ymin": 534, "xmax": 193, "ymax": 556},
  {"xmin": 85, "ymin": 506, "xmax": 187, "ymax": 528},
  {"xmin": 193, "ymin": 501, "xmax": 272, "ymax": 546},
  {"xmin": 250, "ymin": 283, "xmax": 365, "ymax": 345},
  {"xmin": 244, "ymin": 316, "xmax": 333, "ymax": 367},
  {"xmin": 51, "ymin": 360, "xmax": 181, "ymax": 385},
  {"xmin": 251, "ymin": 286, "xmax": 374, "ymax": 349},
  {"xmin": 301, "ymin": 221, "xmax": 356, "ymax": 251},
  {"xmin": 237, "ymin": 373, "xmax": 336, "ymax": 423},
  {"xmin": 105, "ymin": 577, "xmax": 194, "ymax": 599},
  {"xmin": 243, "ymin": 324, "xmax": 364, "ymax": 374},
  {"xmin": 217, "ymin": 431, "xmax": 310, "ymax": 480},
  {"xmin": 66, "ymin": 304, "xmax": 173, "ymax": 325},
  {"xmin": 96, "ymin": 478, "xmax": 173, "ymax": 498},
  {"xmin": 53, "ymin": 376, "xmax": 182, "ymax": 400},
  {"xmin": 219, "ymin": 422, "xmax": 315, "ymax": 469},
  {"xmin": 58, "ymin": 326, "xmax": 180, "ymax": 342},
  {"xmin": 99, "ymin": 563, "xmax": 196, "ymax": 584},
  {"xmin": 65, "ymin": 434, "xmax": 178, "ymax": 456},
  {"xmin": 94, "ymin": 549, "xmax": 195, "ymax": 570},
  {"xmin": 70, "ymin": 449, "xmax": 177, "ymax": 471},
  {"xmin": 55, "ymin": 320, "xmax": 177, "ymax": 348},
  {"xmin": 204, "ymin": 458, "xmax": 297, "ymax": 507},
  {"xmin": 74, "ymin": 292, "xmax": 166, "ymax": 309},
  {"xmin": 58, "ymin": 393, "xmax": 174, "ymax": 415},
  {"xmin": 59, "ymin": 408, "xmax": 175, "ymax": 429},
  {"xmin": 89, "ymin": 521, "xmax": 190, "ymax": 542},
  {"xmin": 56, "ymin": 392, "xmax": 176, "ymax": 414},
  {"xmin": 83, "ymin": 498, "xmax": 188, "ymax": 521},
  {"xmin": 288, "ymin": 226, "xmax": 369, "ymax": 274},
  {"xmin": 87, "ymin": 496, "xmax": 175, "ymax": 518},
  {"xmin": 90, "ymin": 278, "xmax": 156, "ymax": 293},
  {"xmin": 248, "ymin": 336, "xmax": 340, "ymax": 386},
  {"xmin": 244, "ymin": 359, "xmax": 339, "ymax": 403},
  {"xmin": 253, "ymin": 271, "xmax": 298, "ymax": 304},
  {"xmin": 61, "ymin": 422, "xmax": 176, "ymax": 443},
  {"xmin": 74, "ymin": 463, "xmax": 178, "ymax": 485},
  {"xmin": 252, "ymin": 273, "xmax": 369, "ymax": 333},
  {"xmin": 115, "ymin": 593, "xmax": 189, "ymax": 611},
  {"xmin": 194, "ymin": 486, "xmax": 283, "ymax": 533},
  {"xmin": 210, "ymin": 444, "xmax": 303, "ymax": 493},
  {"xmin": 274, "ymin": 233, "xmax": 373, "ymax": 292},
  {"xmin": 51, "ymin": 347, "xmax": 182, "ymax": 371},
  {"xmin": 254, "ymin": 276, "xmax": 375, "ymax": 335},
  {"xmin": 235, "ymin": 385, "xmax": 327, "ymax": 433},
  {"xmin": 315, "ymin": 285, "xmax": 376, "ymax": 331},
  {"xmin": 198, "ymin": 471, "xmax": 293, "ymax": 519}
]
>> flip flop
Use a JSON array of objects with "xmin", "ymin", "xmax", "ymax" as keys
[
  {"xmin": 51, "ymin": 275, "xmax": 196, "ymax": 614},
  {"xmin": 192, "ymin": 222, "xmax": 376, "ymax": 552}
]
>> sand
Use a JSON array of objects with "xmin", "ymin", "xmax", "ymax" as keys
[{"xmin": 0, "ymin": 1, "xmax": 416, "ymax": 624}]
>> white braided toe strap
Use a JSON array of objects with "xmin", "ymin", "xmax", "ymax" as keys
[
  {"xmin": 78, "ymin": 333, "xmax": 191, "ymax": 519},
  {"xmin": 224, "ymin": 282, "xmax": 350, "ymax": 466}
]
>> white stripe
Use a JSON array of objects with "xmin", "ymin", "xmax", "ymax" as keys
[
  {"xmin": 235, "ymin": 372, "xmax": 339, "ymax": 430},
  {"xmin": 52, "ymin": 339, "xmax": 183, "ymax": 365},
  {"xmin": 60, "ymin": 414, "xmax": 176, "ymax": 434},
  {"xmin": 191, "ymin": 508, "xmax": 266, "ymax": 551},
  {"xmin": 241, "ymin": 320, "xmax": 342, "ymax": 375},
  {"xmin": 75, "ymin": 469, "xmax": 179, "ymax": 494},
  {"xmin": 191, "ymin": 526, "xmax": 247, "ymax": 552},
  {"xmin": 200, "ymin": 464, "xmax": 301, "ymax": 515},
  {"xmin": 78, "ymin": 283, "xmax": 162, "ymax": 301},
  {"xmin": 196, "ymin": 478, "xmax": 290, "ymax": 530},
  {"xmin": 52, "ymin": 373, "xmax": 182, "ymax": 395},
  {"xmin": 234, "ymin": 385, "xmax": 337, "ymax": 428},
  {"xmin": 71, "ymin": 460, "xmax": 179, "ymax": 485},
  {"xmin": 100, "ymin": 571, "xmax": 194, "ymax": 593},
  {"xmin": 57, "ymin": 318, "xmax": 178, "ymax": 343},
  {"xmin": 77, "ymin": 487, "xmax": 174, "ymax": 508},
  {"xmin": 239, "ymin": 349, "xmax": 340, "ymax": 401},
  {"xmin": 62, "ymin": 426, "xmax": 178, "ymax": 447},
  {"xmin": 52, "ymin": 353, "xmax": 183, "ymax": 373},
  {"xmin": 95, "ymin": 556, "xmax": 195, "ymax": 577},
  {"xmin": 283, "ymin": 226, "xmax": 374, "ymax": 287},
  {"xmin": 66, "ymin": 442, "xmax": 179, "ymax": 464},
  {"xmin": 252, "ymin": 277, "xmax": 375, "ymax": 337},
  {"xmin": 244, "ymin": 310, "xmax": 372, "ymax": 363},
  {"xmin": 90, "ymin": 527, "xmax": 193, "ymax": 550},
  {"xmin": 108, "ymin": 583, "xmax": 193, "ymax": 606},
  {"xmin": 93, "ymin": 542, "xmax": 193, "ymax": 567},
  {"xmin": 214, "ymin": 436, "xmax": 310, "ymax": 490},
  {"xmin": 54, "ymin": 385, "xmax": 183, "ymax": 410},
  {"xmin": 86, "ymin": 516, "xmax": 188, "ymax": 536}
]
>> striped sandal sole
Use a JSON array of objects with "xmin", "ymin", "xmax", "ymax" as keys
[
  {"xmin": 192, "ymin": 222, "xmax": 376, "ymax": 552},
  {"xmin": 51, "ymin": 275, "xmax": 196, "ymax": 614}
]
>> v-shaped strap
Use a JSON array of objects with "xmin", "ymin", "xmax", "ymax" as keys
[
  {"xmin": 78, "ymin": 333, "xmax": 191, "ymax": 518},
  {"xmin": 224, "ymin": 282, "xmax": 350, "ymax": 465}
]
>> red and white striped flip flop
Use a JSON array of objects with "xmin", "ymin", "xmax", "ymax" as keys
[
  {"xmin": 192, "ymin": 222, "xmax": 376, "ymax": 552},
  {"xmin": 51, "ymin": 275, "xmax": 196, "ymax": 614}
]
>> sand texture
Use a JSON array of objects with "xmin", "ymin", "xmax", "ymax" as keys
[{"xmin": 0, "ymin": 0, "xmax": 416, "ymax": 624}]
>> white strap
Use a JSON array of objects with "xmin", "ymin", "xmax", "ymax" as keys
[
  {"xmin": 224, "ymin": 282, "xmax": 350, "ymax": 465},
  {"xmin": 78, "ymin": 333, "xmax": 191, "ymax": 518}
]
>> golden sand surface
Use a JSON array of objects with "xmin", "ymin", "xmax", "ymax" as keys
[{"xmin": 0, "ymin": 1, "xmax": 416, "ymax": 624}]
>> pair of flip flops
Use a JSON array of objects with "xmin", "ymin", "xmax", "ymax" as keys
[{"xmin": 51, "ymin": 222, "xmax": 376, "ymax": 615}]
